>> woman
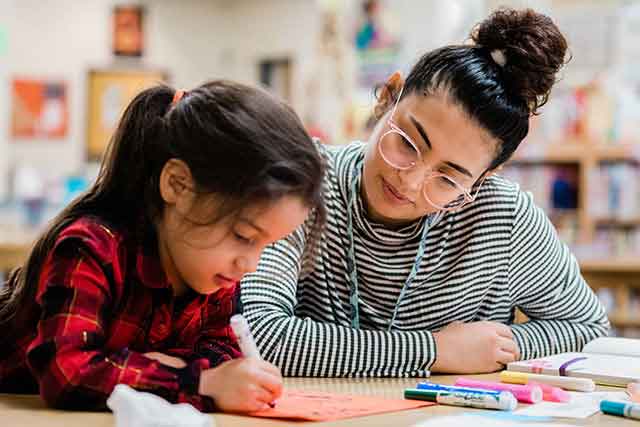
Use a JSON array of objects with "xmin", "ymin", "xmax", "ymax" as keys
[{"xmin": 241, "ymin": 8, "xmax": 609, "ymax": 377}]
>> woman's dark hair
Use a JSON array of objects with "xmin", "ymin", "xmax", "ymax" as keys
[
  {"xmin": 382, "ymin": 8, "xmax": 569, "ymax": 171},
  {"xmin": 0, "ymin": 80, "xmax": 325, "ymax": 328}
]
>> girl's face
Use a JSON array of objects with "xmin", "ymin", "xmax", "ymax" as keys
[
  {"xmin": 362, "ymin": 88, "xmax": 498, "ymax": 226},
  {"xmin": 157, "ymin": 161, "xmax": 309, "ymax": 296}
]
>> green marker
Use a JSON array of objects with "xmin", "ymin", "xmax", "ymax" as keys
[{"xmin": 601, "ymin": 400, "xmax": 640, "ymax": 420}]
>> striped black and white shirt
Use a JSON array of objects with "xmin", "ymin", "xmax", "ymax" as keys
[{"xmin": 241, "ymin": 141, "xmax": 610, "ymax": 377}]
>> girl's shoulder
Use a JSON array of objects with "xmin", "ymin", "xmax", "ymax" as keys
[
  {"xmin": 54, "ymin": 215, "xmax": 127, "ymax": 261},
  {"xmin": 36, "ymin": 216, "xmax": 133, "ymax": 298}
]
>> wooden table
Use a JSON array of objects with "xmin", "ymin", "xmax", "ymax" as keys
[{"xmin": 1, "ymin": 374, "xmax": 635, "ymax": 426}]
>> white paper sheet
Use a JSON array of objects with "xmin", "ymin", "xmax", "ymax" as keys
[
  {"xmin": 515, "ymin": 391, "xmax": 629, "ymax": 419},
  {"xmin": 413, "ymin": 413, "xmax": 579, "ymax": 427}
]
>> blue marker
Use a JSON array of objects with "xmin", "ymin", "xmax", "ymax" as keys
[
  {"xmin": 601, "ymin": 400, "xmax": 640, "ymax": 420},
  {"xmin": 418, "ymin": 382, "xmax": 502, "ymax": 397},
  {"xmin": 405, "ymin": 388, "xmax": 517, "ymax": 411}
]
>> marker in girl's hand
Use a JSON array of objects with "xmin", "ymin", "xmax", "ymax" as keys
[
  {"xmin": 230, "ymin": 314, "xmax": 276, "ymax": 408},
  {"xmin": 230, "ymin": 314, "xmax": 261, "ymax": 358}
]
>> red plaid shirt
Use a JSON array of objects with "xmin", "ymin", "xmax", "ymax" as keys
[{"xmin": 0, "ymin": 216, "xmax": 242, "ymax": 411}]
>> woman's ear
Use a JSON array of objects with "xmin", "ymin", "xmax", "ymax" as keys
[
  {"xmin": 374, "ymin": 71, "xmax": 404, "ymax": 119},
  {"xmin": 486, "ymin": 164, "xmax": 503, "ymax": 178},
  {"xmin": 159, "ymin": 159, "xmax": 194, "ymax": 205}
]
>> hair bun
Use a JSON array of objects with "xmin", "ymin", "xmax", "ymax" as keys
[{"xmin": 471, "ymin": 8, "xmax": 568, "ymax": 114}]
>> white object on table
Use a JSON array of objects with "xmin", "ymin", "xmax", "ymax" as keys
[
  {"xmin": 514, "ymin": 391, "xmax": 629, "ymax": 419},
  {"xmin": 107, "ymin": 384, "xmax": 213, "ymax": 427},
  {"xmin": 412, "ymin": 413, "xmax": 579, "ymax": 427}
]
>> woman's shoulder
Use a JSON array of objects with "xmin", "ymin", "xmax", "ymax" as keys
[
  {"xmin": 314, "ymin": 139, "xmax": 365, "ymax": 193},
  {"xmin": 314, "ymin": 139, "xmax": 365, "ymax": 170},
  {"xmin": 477, "ymin": 173, "xmax": 521, "ymax": 200},
  {"xmin": 451, "ymin": 174, "xmax": 523, "ymax": 220}
]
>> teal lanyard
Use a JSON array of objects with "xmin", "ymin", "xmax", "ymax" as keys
[{"xmin": 346, "ymin": 160, "xmax": 430, "ymax": 331}]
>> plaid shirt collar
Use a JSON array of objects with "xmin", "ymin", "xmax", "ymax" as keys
[
  {"xmin": 134, "ymin": 220, "xmax": 172, "ymax": 290},
  {"xmin": 135, "ymin": 244, "xmax": 172, "ymax": 290}
]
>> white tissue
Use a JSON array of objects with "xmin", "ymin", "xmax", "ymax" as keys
[{"xmin": 107, "ymin": 384, "xmax": 213, "ymax": 427}]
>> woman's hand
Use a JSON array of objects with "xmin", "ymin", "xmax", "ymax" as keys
[
  {"xmin": 430, "ymin": 321, "xmax": 520, "ymax": 373},
  {"xmin": 198, "ymin": 357, "xmax": 283, "ymax": 413}
]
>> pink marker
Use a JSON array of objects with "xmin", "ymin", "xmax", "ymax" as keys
[
  {"xmin": 455, "ymin": 378, "xmax": 542, "ymax": 404},
  {"xmin": 629, "ymin": 382, "xmax": 640, "ymax": 403},
  {"xmin": 529, "ymin": 381, "xmax": 571, "ymax": 403}
]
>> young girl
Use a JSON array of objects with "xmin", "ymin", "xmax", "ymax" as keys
[
  {"xmin": 0, "ymin": 81, "xmax": 325, "ymax": 412},
  {"xmin": 242, "ymin": 8, "xmax": 610, "ymax": 377}
]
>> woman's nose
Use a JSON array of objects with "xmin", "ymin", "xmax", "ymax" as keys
[{"xmin": 398, "ymin": 163, "xmax": 429, "ymax": 193}]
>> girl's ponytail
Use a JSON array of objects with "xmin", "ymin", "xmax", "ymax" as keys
[{"xmin": 0, "ymin": 84, "xmax": 175, "ymax": 330}]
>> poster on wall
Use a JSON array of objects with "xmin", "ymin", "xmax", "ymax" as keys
[
  {"xmin": 342, "ymin": 0, "xmax": 403, "ymax": 143},
  {"xmin": 86, "ymin": 69, "xmax": 166, "ymax": 160},
  {"xmin": 354, "ymin": 0, "xmax": 401, "ymax": 91},
  {"xmin": 113, "ymin": 5, "xmax": 144, "ymax": 56},
  {"xmin": 10, "ymin": 78, "xmax": 68, "ymax": 140}
]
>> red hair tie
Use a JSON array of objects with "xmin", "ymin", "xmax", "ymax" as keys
[{"xmin": 171, "ymin": 89, "xmax": 185, "ymax": 106}]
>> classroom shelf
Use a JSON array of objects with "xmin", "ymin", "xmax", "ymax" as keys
[
  {"xmin": 579, "ymin": 257, "xmax": 640, "ymax": 274},
  {"xmin": 511, "ymin": 143, "xmax": 640, "ymax": 165},
  {"xmin": 510, "ymin": 141, "xmax": 586, "ymax": 164},
  {"xmin": 608, "ymin": 312, "xmax": 640, "ymax": 328},
  {"xmin": 594, "ymin": 217, "xmax": 640, "ymax": 228},
  {"xmin": 508, "ymin": 137, "xmax": 640, "ymax": 337},
  {"xmin": 596, "ymin": 145, "xmax": 639, "ymax": 163}
]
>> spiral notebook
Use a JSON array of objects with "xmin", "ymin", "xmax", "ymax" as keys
[{"xmin": 507, "ymin": 337, "xmax": 640, "ymax": 387}]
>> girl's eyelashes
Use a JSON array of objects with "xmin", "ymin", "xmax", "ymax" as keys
[{"xmin": 233, "ymin": 231, "xmax": 255, "ymax": 245}]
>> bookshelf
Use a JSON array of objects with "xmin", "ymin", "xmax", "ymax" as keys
[{"xmin": 506, "ymin": 140, "xmax": 640, "ymax": 336}]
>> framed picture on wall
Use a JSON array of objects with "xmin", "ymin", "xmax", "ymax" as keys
[
  {"xmin": 86, "ymin": 68, "xmax": 167, "ymax": 160},
  {"xmin": 11, "ymin": 78, "xmax": 68, "ymax": 140},
  {"xmin": 113, "ymin": 5, "xmax": 144, "ymax": 56}
]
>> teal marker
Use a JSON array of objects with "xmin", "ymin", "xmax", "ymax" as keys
[
  {"xmin": 405, "ymin": 388, "xmax": 517, "ymax": 411},
  {"xmin": 600, "ymin": 400, "xmax": 640, "ymax": 420}
]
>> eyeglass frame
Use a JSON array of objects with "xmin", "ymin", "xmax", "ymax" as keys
[{"xmin": 376, "ymin": 85, "xmax": 489, "ymax": 211}]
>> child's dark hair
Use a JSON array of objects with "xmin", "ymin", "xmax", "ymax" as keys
[
  {"xmin": 0, "ymin": 80, "xmax": 326, "ymax": 328},
  {"xmin": 380, "ymin": 8, "xmax": 568, "ymax": 171}
]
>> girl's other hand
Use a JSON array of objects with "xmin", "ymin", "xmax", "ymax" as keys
[
  {"xmin": 144, "ymin": 352, "xmax": 187, "ymax": 369},
  {"xmin": 198, "ymin": 357, "xmax": 283, "ymax": 413}
]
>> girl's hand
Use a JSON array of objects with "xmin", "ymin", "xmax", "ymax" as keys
[
  {"xmin": 198, "ymin": 357, "xmax": 283, "ymax": 413},
  {"xmin": 144, "ymin": 352, "xmax": 187, "ymax": 369},
  {"xmin": 430, "ymin": 321, "xmax": 520, "ymax": 374}
]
